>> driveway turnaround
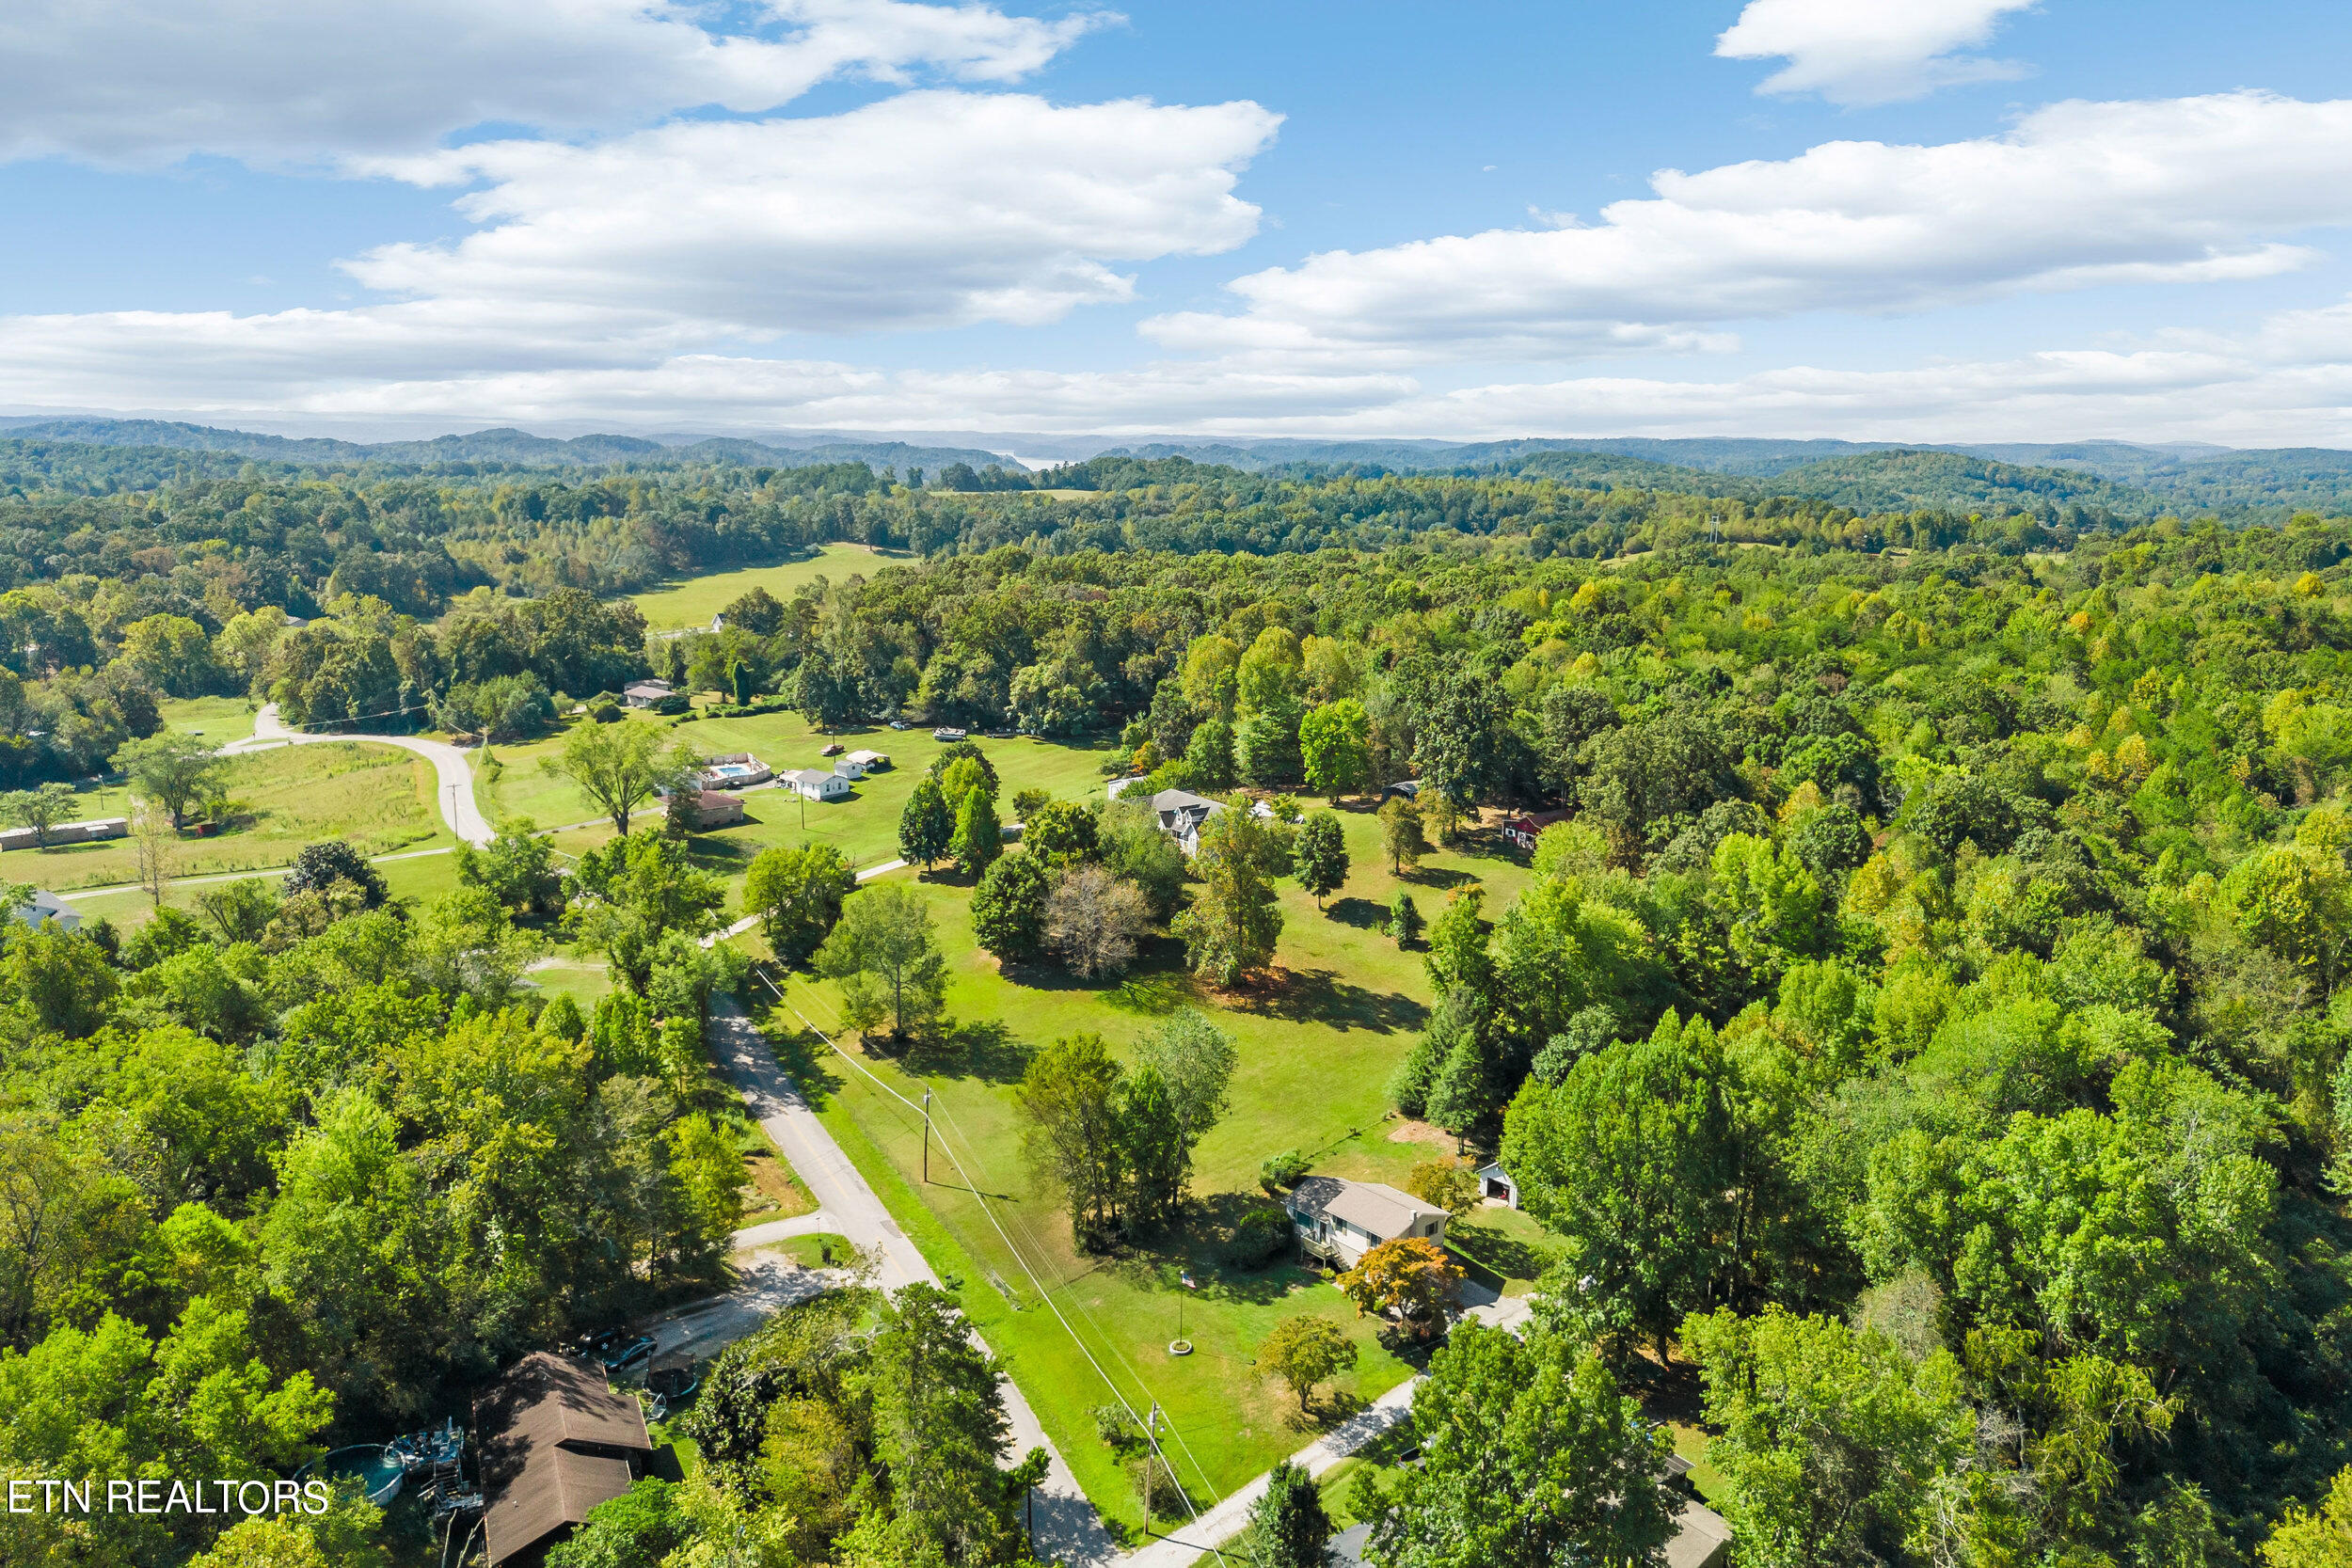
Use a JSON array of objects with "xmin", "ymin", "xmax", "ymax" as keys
[{"xmin": 224, "ymin": 703, "xmax": 495, "ymax": 847}]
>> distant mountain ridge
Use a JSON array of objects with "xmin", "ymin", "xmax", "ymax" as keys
[
  {"xmin": 9, "ymin": 416, "xmax": 2352, "ymax": 519},
  {"xmin": 0, "ymin": 418, "xmax": 1023, "ymax": 478}
]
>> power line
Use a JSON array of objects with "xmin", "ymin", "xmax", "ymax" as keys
[{"xmin": 755, "ymin": 969, "xmax": 1246, "ymax": 1561}]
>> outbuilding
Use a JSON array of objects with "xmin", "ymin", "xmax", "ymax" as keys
[
  {"xmin": 781, "ymin": 768, "xmax": 853, "ymax": 802},
  {"xmin": 1286, "ymin": 1176, "xmax": 1449, "ymax": 1269},
  {"xmin": 686, "ymin": 790, "xmax": 745, "ymax": 830},
  {"xmin": 474, "ymin": 1353, "xmax": 655, "ymax": 1568},
  {"xmin": 843, "ymin": 750, "xmax": 891, "ymax": 773},
  {"xmin": 1502, "ymin": 808, "xmax": 1573, "ymax": 851},
  {"xmin": 1475, "ymin": 1162, "xmax": 1519, "ymax": 1209}
]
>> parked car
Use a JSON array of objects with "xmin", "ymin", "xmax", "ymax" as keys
[
  {"xmin": 601, "ymin": 1335, "xmax": 656, "ymax": 1374},
  {"xmin": 932, "ymin": 727, "xmax": 968, "ymax": 741},
  {"xmin": 820, "ymin": 741, "xmax": 844, "ymax": 755},
  {"xmin": 888, "ymin": 720, "xmax": 912, "ymax": 730}
]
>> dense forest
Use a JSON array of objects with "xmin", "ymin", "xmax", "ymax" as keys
[
  {"xmin": 6, "ymin": 433, "xmax": 2352, "ymax": 1562},
  {"xmin": 8, "ymin": 425, "xmax": 2313, "ymax": 788}
]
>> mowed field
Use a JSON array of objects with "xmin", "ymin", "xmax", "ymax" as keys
[
  {"xmin": 478, "ymin": 707, "xmax": 1120, "ymax": 881},
  {"xmin": 625, "ymin": 544, "xmax": 912, "ymax": 631},
  {"xmin": 748, "ymin": 803, "xmax": 1542, "ymax": 1536},
  {"xmin": 25, "ymin": 741, "xmax": 448, "ymax": 892}
]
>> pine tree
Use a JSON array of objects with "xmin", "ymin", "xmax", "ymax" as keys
[
  {"xmin": 898, "ymin": 775, "xmax": 954, "ymax": 869},
  {"xmin": 951, "ymin": 785, "xmax": 1003, "ymax": 877}
]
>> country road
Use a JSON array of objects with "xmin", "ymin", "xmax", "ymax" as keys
[{"xmin": 675, "ymin": 994, "xmax": 1124, "ymax": 1567}]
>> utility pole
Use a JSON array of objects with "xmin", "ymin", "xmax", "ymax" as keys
[
  {"xmin": 1141, "ymin": 1403, "xmax": 1160, "ymax": 1532},
  {"xmin": 921, "ymin": 1086, "xmax": 932, "ymax": 1183}
]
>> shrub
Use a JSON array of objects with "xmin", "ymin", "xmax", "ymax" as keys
[
  {"xmin": 1260, "ymin": 1148, "xmax": 1310, "ymax": 1192},
  {"xmin": 1226, "ymin": 1204, "xmax": 1295, "ymax": 1270}
]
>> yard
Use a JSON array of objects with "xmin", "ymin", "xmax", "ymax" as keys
[
  {"xmin": 745, "ymin": 801, "xmax": 1539, "ymax": 1538},
  {"xmin": 626, "ymin": 544, "xmax": 911, "ymax": 631},
  {"xmin": 19, "ymin": 741, "xmax": 449, "ymax": 892}
]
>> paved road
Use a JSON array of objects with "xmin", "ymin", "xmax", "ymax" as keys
[
  {"xmin": 224, "ymin": 703, "xmax": 495, "ymax": 847},
  {"xmin": 697, "ymin": 996, "xmax": 1121, "ymax": 1568},
  {"xmin": 1117, "ymin": 1293, "xmax": 1533, "ymax": 1568}
]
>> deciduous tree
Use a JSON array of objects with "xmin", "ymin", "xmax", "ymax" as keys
[
  {"xmin": 1171, "ymin": 808, "xmax": 1284, "ymax": 988},
  {"xmin": 816, "ymin": 882, "xmax": 947, "ymax": 1043},
  {"xmin": 1253, "ymin": 1318, "xmax": 1358, "ymax": 1413},
  {"xmin": 741, "ymin": 843, "xmax": 856, "ymax": 965},
  {"xmin": 1293, "ymin": 811, "xmax": 1348, "ymax": 909}
]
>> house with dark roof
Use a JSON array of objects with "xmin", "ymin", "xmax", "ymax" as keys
[
  {"xmin": 473, "ymin": 1353, "xmax": 655, "ymax": 1567},
  {"xmin": 1285, "ymin": 1176, "xmax": 1449, "ymax": 1268},
  {"xmin": 8, "ymin": 890, "xmax": 78, "ymax": 932},
  {"xmin": 1148, "ymin": 787, "xmax": 1224, "ymax": 855}
]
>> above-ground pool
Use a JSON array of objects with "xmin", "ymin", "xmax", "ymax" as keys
[
  {"xmin": 706, "ymin": 763, "xmax": 764, "ymax": 784},
  {"xmin": 299, "ymin": 1446, "xmax": 405, "ymax": 1506}
]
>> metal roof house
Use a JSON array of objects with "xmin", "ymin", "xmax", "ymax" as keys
[
  {"xmin": 621, "ymin": 679, "xmax": 675, "ymax": 708},
  {"xmin": 473, "ymin": 1353, "xmax": 654, "ymax": 1568},
  {"xmin": 1502, "ymin": 808, "xmax": 1574, "ymax": 851},
  {"xmin": 781, "ymin": 768, "xmax": 852, "ymax": 802},
  {"xmin": 8, "ymin": 890, "xmax": 78, "ymax": 932},
  {"xmin": 1286, "ymin": 1176, "xmax": 1449, "ymax": 1269},
  {"xmin": 842, "ymin": 749, "xmax": 891, "ymax": 773}
]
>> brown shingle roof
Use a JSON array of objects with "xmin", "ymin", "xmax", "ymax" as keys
[{"xmin": 473, "ymin": 1354, "xmax": 652, "ymax": 1564}]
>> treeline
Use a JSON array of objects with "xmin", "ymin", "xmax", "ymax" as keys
[
  {"xmin": 740, "ymin": 518, "xmax": 2352, "ymax": 1562},
  {"xmin": 0, "ymin": 831, "xmax": 759, "ymax": 1564}
]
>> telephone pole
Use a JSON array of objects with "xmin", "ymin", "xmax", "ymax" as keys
[{"xmin": 921, "ymin": 1086, "xmax": 932, "ymax": 1183}]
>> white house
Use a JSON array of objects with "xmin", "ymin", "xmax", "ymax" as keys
[
  {"xmin": 1149, "ymin": 788, "xmax": 1224, "ymax": 855},
  {"xmin": 1476, "ymin": 1162, "xmax": 1519, "ymax": 1209},
  {"xmin": 623, "ymin": 679, "xmax": 675, "ymax": 708},
  {"xmin": 1286, "ymin": 1176, "xmax": 1449, "ymax": 1269},
  {"xmin": 781, "ymin": 768, "xmax": 852, "ymax": 802},
  {"xmin": 9, "ymin": 890, "xmax": 78, "ymax": 932}
]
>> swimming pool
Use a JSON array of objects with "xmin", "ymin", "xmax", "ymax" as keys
[
  {"xmin": 706, "ymin": 763, "xmax": 765, "ymax": 784},
  {"xmin": 298, "ymin": 1446, "xmax": 405, "ymax": 1506}
]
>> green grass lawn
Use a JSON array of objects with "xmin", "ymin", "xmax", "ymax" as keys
[
  {"xmin": 627, "ymin": 544, "xmax": 912, "ymax": 631},
  {"xmin": 23, "ymin": 742, "xmax": 449, "ymax": 891},
  {"xmin": 748, "ymin": 1232, "xmax": 855, "ymax": 1268},
  {"xmin": 745, "ymin": 809, "xmax": 1539, "ymax": 1538},
  {"xmin": 155, "ymin": 693, "xmax": 260, "ymax": 746},
  {"xmin": 1445, "ymin": 1203, "xmax": 1560, "ymax": 1296},
  {"xmin": 484, "ymin": 710, "xmax": 1120, "ymax": 908}
]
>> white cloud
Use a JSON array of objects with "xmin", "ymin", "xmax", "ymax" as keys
[
  {"xmin": 11, "ymin": 293, "xmax": 2352, "ymax": 449},
  {"xmin": 1145, "ymin": 92, "xmax": 2352, "ymax": 362},
  {"xmin": 346, "ymin": 92, "xmax": 1280, "ymax": 333},
  {"xmin": 1716, "ymin": 0, "xmax": 2036, "ymax": 106},
  {"xmin": 0, "ymin": 0, "xmax": 1107, "ymax": 166}
]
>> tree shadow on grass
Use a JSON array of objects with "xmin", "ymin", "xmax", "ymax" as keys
[
  {"xmin": 1104, "ymin": 1193, "xmax": 1323, "ymax": 1307},
  {"xmin": 908, "ymin": 1017, "xmax": 1032, "ymax": 1085},
  {"xmin": 1401, "ymin": 864, "xmax": 1477, "ymax": 891},
  {"xmin": 1327, "ymin": 895, "xmax": 1390, "ymax": 932},
  {"xmin": 745, "ymin": 997, "xmax": 848, "ymax": 1103},
  {"xmin": 1284, "ymin": 1387, "xmax": 1370, "ymax": 1434},
  {"xmin": 1446, "ymin": 1219, "xmax": 1560, "ymax": 1286},
  {"xmin": 1230, "ymin": 967, "xmax": 1426, "ymax": 1035}
]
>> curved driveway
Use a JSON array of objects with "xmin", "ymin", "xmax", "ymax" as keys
[{"xmin": 226, "ymin": 703, "xmax": 495, "ymax": 847}]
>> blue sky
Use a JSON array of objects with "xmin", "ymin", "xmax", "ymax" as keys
[{"xmin": 6, "ymin": 0, "xmax": 2352, "ymax": 447}]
